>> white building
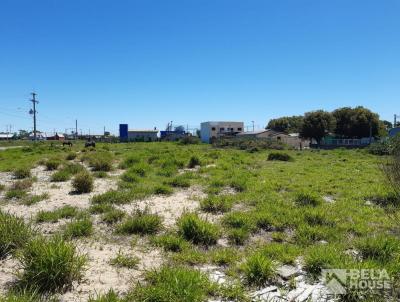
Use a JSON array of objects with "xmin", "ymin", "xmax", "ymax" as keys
[{"xmin": 200, "ymin": 121, "xmax": 244, "ymax": 143}]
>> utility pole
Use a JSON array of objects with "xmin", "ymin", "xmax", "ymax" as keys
[
  {"xmin": 395, "ymin": 114, "xmax": 398, "ymax": 128},
  {"xmin": 75, "ymin": 120, "xmax": 78, "ymax": 140},
  {"xmin": 29, "ymin": 92, "xmax": 39, "ymax": 141}
]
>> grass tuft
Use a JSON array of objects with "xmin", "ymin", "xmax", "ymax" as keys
[
  {"xmin": 72, "ymin": 171, "xmax": 94, "ymax": 194},
  {"xmin": 177, "ymin": 213, "xmax": 219, "ymax": 246},
  {"xmin": 242, "ymin": 252, "xmax": 276, "ymax": 286},
  {"xmin": 116, "ymin": 209, "xmax": 162, "ymax": 235},
  {"xmin": 110, "ymin": 251, "xmax": 139, "ymax": 269}
]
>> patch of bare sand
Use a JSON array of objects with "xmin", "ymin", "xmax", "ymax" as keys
[
  {"xmin": 0, "ymin": 257, "xmax": 19, "ymax": 295},
  {"xmin": 117, "ymin": 186, "xmax": 206, "ymax": 228},
  {"xmin": 1, "ymin": 166, "xmax": 118, "ymax": 221},
  {"xmin": 60, "ymin": 241, "xmax": 163, "ymax": 302}
]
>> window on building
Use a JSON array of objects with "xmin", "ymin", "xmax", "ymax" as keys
[
  {"xmin": 211, "ymin": 127, "xmax": 216, "ymax": 131},
  {"xmin": 220, "ymin": 127, "xmax": 225, "ymax": 131},
  {"xmin": 238, "ymin": 128, "xmax": 242, "ymax": 131}
]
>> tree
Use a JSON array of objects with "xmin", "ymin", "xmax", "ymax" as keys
[
  {"xmin": 382, "ymin": 120, "xmax": 393, "ymax": 131},
  {"xmin": 266, "ymin": 116, "xmax": 304, "ymax": 133},
  {"xmin": 174, "ymin": 125, "xmax": 185, "ymax": 132},
  {"xmin": 300, "ymin": 110, "xmax": 336, "ymax": 145},
  {"xmin": 333, "ymin": 106, "xmax": 380, "ymax": 138}
]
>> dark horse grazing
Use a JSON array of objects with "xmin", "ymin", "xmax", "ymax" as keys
[
  {"xmin": 63, "ymin": 141, "xmax": 73, "ymax": 147},
  {"xmin": 85, "ymin": 141, "xmax": 96, "ymax": 148}
]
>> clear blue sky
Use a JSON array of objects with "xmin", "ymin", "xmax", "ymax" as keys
[{"xmin": 0, "ymin": 0, "xmax": 399, "ymax": 135}]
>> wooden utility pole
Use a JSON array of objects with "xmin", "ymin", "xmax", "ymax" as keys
[{"xmin": 29, "ymin": 93, "xmax": 39, "ymax": 141}]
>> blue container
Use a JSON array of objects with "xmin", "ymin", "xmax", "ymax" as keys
[{"xmin": 119, "ymin": 124, "xmax": 128, "ymax": 142}]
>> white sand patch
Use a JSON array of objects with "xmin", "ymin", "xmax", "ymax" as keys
[
  {"xmin": 0, "ymin": 257, "xmax": 19, "ymax": 295},
  {"xmin": 1, "ymin": 167, "xmax": 118, "ymax": 221},
  {"xmin": 60, "ymin": 241, "xmax": 163, "ymax": 302},
  {"xmin": 117, "ymin": 186, "xmax": 206, "ymax": 228}
]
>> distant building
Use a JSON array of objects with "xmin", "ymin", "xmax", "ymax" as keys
[
  {"xmin": 389, "ymin": 127, "xmax": 400, "ymax": 137},
  {"xmin": 119, "ymin": 124, "xmax": 158, "ymax": 142},
  {"xmin": 237, "ymin": 129, "xmax": 308, "ymax": 149},
  {"xmin": 200, "ymin": 121, "xmax": 244, "ymax": 143},
  {"xmin": 0, "ymin": 133, "xmax": 14, "ymax": 140},
  {"xmin": 160, "ymin": 130, "xmax": 186, "ymax": 141},
  {"xmin": 46, "ymin": 133, "xmax": 65, "ymax": 141}
]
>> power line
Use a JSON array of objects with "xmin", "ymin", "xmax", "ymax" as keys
[{"xmin": 29, "ymin": 92, "xmax": 39, "ymax": 141}]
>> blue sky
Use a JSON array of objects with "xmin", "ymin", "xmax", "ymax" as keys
[{"xmin": 0, "ymin": 0, "xmax": 399, "ymax": 135}]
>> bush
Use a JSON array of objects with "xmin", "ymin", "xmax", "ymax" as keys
[
  {"xmin": 110, "ymin": 251, "xmax": 139, "ymax": 269},
  {"xmin": 188, "ymin": 156, "xmax": 201, "ymax": 168},
  {"xmin": 63, "ymin": 163, "xmax": 84, "ymax": 175},
  {"xmin": 17, "ymin": 235, "xmax": 86, "ymax": 292},
  {"xmin": 0, "ymin": 211, "xmax": 33, "ymax": 258},
  {"xmin": 72, "ymin": 171, "xmax": 94, "ymax": 193},
  {"xmin": 116, "ymin": 209, "xmax": 162, "ymax": 235},
  {"xmin": 45, "ymin": 159, "xmax": 61, "ymax": 171},
  {"xmin": 177, "ymin": 213, "xmax": 219, "ymax": 245},
  {"xmin": 63, "ymin": 217, "xmax": 93, "ymax": 239},
  {"xmin": 51, "ymin": 170, "xmax": 71, "ymax": 182},
  {"xmin": 180, "ymin": 136, "xmax": 200, "ymax": 145},
  {"xmin": 267, "ymin": 152, "xmax": 293, "ymax": 161},
  {"xmin": 242, "ymin": 253, "xmax": 276, "ymax": 286},
  {"xmin": 127, "ymin": 266, "xmax": 211, "ymax": 302},
  {"xmin": 119, "ymin": 155, "xmax": 141, "ymax": 169},
  {"xmin": 294, "ymin": 191, "xmax": 322, "ymax": 207},
  {"xmin": 89, "ymin": 152, "xmax": 113, "ymax": 171},
  {"xmin": 13, "ymin": 167, "xmax": 31, "ymax": 179},
  {"xmin": 101, "ymin": 208, "xmax": 125, "ymax": 225}
]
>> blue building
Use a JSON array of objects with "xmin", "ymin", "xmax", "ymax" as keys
[{"xmin": 389, "ymin": 127, "xmax": 400, "ymax": 137}]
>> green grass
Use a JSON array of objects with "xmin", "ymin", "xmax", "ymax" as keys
[
  {"xmin": 267, "ymin": 152, "xmax": 293, "ymax": 161},
  {"xmin": 91, "ymin": 190, "xmax": 133, "ymax": 205},
  {"xmin": 88, "ymin": 290, "xmax": 120, "ymax": 302},
  {"xmin": 200, "ymin": 195, "xmax": 233, "ymax": 213},
  {"xmin": 17, "ymin": 235, "xmax": 86, "ymax": 293},
  {"xmin": 101, "ymin": 208, "xmax": 125, "ymax": 224},
  {"xmin": 21, "ymin": 193, "xmax": 49, "ymax": 206},
  {"xmin": 51, "ymin": 170, "xmax": 71, "ymax": 182},
  {"xmin": 242, "ymin": 252, "xmax": 277, "ymax": 286},
  {"xmin": 13, "ymin": 167, "xmax": 31, "ymax": 179},
  {"xmin": 110, "ymin": 251, "xmax": 139, "ymax": 269},
  {"xmin": 116, "ymin": 209, "xmax": 162, "ymax": 235},
  {"xmin": 0, "ymin": 211, "xmax": 33, "ymax": 258},
  {"xmin": 36, "ymin": 206, "xmax": 79, "ymax": 223},
  {"xmin": 126, "ymin": 266, "xmax": 212, "ymax": 302},
  {"xmin": 63, "ymin": 217, "xmax": 93, "ymax": 239},
  {"xmin": 177, "ymin": 213, "xmax": 219, "ymax": 246},
  {"xmin": 151, "ymin": 234, "xmax": 189, "ymax": 252},
  {"xmin": 45, "ymin": 159, "xmax": 61, "ymax": 171}
]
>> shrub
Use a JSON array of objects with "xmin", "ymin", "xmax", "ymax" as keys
[
  {"xmin": 63, "ymin": 163, "xmax": 84, "ymax": 175},
  {"xmin": 101, "ymin": 208, "xmax": 125, "ymax": 225},
  {"xmin": 13, "ymin": 167, "xmax": 31, "ymax": 179},
  {"xmin": 90, "ymin": 155, "xmax": 113, "ymax": 172},
  {"xmin": 51, "ymin": 170, "xmax": 71, "ymax": 182},
  {"xmin": 127, "ymin": 266, "xmax": 211, "ymax": 302},
  {"xmin": 152, "ymin": 234, "xmax": 188, "ymax": 252},
  {"xmin": 63, "ymin": 217, "xmax": 93, "ymax": 239},
  {"xmin": 267, "ymin": 152, "xmax": 293, "ymax": 161},
  {"xmin": 72, "ymin": 171, "xmax": 94, "ymax": 193},
  {"xmin": 177, "ymin": 213, "xmax": 219, "ymax": 245},
  {"xmin": 119, "ymin": 155, "xmax": 141, "ymax": 169},
  {"xmin": 242, "ymin": 253, "xmax": 276, "ymax": 286},
  {"xmin": 200, "ymin": 195, "xmax": 233, "ymax": 213},
  {"xmin": 17, "ymin": 235, "xmax": 86, "ymax": 292},
  {"xmin": 116, "ymin": 209, "xmax": 162, "ymax": 235},
  {"xmin": 45, "ymin": 159, "xmax": 61, "ymax": 171},
  {"xmin": 110, "ymin": 251, "xmax": 139, "ymax": 269},
  {"xmin": 356, "ymin": 235, "xmax": 400, "ymax": 263},
  {"xmin": 0, "ymin": 211, "xmax": 33, "ymax": 258},
  {"xmin": 91, "ymin": 190, "xmax": 132, "ymax": 205},
  {"xmin": 121, "ymin": 170, "xmax": 139, "ymax": 183},
  {"xmin": 66, "ymin": 152, "xmax": 77, "ymax": 160},
  {"xmin": 188, "ymin": 156, "xmax": 201, "ymax": 168},
  {"xmin": 294, "ymin": 191, "xmax": 322, "ymax": 207}
]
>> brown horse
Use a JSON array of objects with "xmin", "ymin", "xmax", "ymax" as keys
[{"xmin": 63, "ymin": 141, "xmax": 73, "ymax": 147}]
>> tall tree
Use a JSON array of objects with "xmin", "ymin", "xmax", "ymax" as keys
[
  {"xmin": 266, "ymin": 116, "xmax": 304, "ymax": 133},
  {"xmin": 300, "ymin": 110, "xmax": 336, "ymax": 145},
  {"xmin": 333, "ymin": 106, "xmax": 380, "ymax": 138}
]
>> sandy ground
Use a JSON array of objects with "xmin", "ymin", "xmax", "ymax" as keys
[{"xmin": 0, "ymin": 164, "xmax": 207, "ymax": 299}]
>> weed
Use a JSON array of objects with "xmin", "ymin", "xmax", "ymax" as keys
[
  {"xmin": 89, "ymin": 203, "xmax": 114, "ymax": 214},
  {"xmin": 356, "ymin": 235, "xmax": 400, "ymax": 263},
  {"xmin": 36, "ymin": 206, "xmax": 79, "ymax": 223},
  {"xmin": 177, "ymin": 213, "xmax": 219, "ymax": 245},
  {"xmin": 166, "ymin": 174, "xmax": 191, "ymax": 188},
  {"xmin": 294, "ymin": 190, "xmax": 322, "ymax": 207},
  {"xmin": 110, "ymin": 251, "xmax": 139, "ymax": 269},
  {"xmin": 5, "ymin": 189, "xmax": 27, "ymax": 200},
  {"xmin": 51, "ymin": 170, "xmax": 71, "ymax": 182},
  {"xmin": 304, "ymin": 245, "xmax": 344, "ymax": 277},
  {"xmin": 17, "ymin": 235, "xmax": 86, "ymax": 292},
  {"xmin": 65, "ymin": 153, "xmax": 77, "ymax": 160},
  {"xmin": 116, "ymin": 209, "xmax": 162, "ymax": 235},
  {"xmin": 210, "ymin": 248, "xmax": 239, "ymax": 266},
  {"xmin": 200, "ymin": 195, "xmax": 233, "ymax": 213},
  {"xmin": 45, "ymin": 159, "xmax": 61, "ymax": 171},
  {"xmin": 188, "ymin": 155, "xmax": 201, "ymax": 168},
  {"xmin": 21, "ymin": 193, "xmax": 49, "ymax": 206},
  {"xmin": 0, "ymin": 211, "xmax": 33, "ymax": 258},
  {"xmin": 93, "ymin": 171, "xmax": 108, "ymax": 178},
  {"xmin": 227, "ymin": 228, "xmax": 250, "ymax": 245},
  {"xmin": 88, "ymin": 290, "xmax": 120, "ymax": 302},
  {"xmin": 89, "ymin": 152, "xmax": 113, "ymax": 171},
  {"xmin": 153, "ymin": 184, "xmax": 173, "ymax": 195},
  {"xmin": 72, "ymin": 171, "xmax": 93, "ymax": 193},
  {"xmin": 101, "ymin": 208, "xmax": 125, "ymax": 225},
  {"xmin": 91, "ymin": 190, "xmax": 132, "ymax": 205},
  {"xmin": 11, "ymin": 179, "xmax": 33, "ymax": 191},
  {"xmin": 152, "ymin": 234, "xmax": 188, "ymax": 252}
]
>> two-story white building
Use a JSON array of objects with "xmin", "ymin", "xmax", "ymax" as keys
[{"xmin": 200, "ymin": 121, "xmax": 244, "ymax": 143}]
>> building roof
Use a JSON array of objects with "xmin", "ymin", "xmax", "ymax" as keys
[
  {"xmin": 0, "ymin": 133, "xmax": 13, "ymax": 138},
  {"xmin": 237, "ymin": 130, "xmax": 269, "ymax": 136},
  {"xmin": 128, "ymin": 129, "xmax": 158, "ymax": 133}
]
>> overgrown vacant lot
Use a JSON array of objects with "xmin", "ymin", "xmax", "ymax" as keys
[{"xmin": 0, "ymin": 142, "xmax": 399, "ymax": 301}]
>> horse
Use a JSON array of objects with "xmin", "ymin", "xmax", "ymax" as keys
[
  {"xmin": 85, "ymin": 141, "xmax": 96, "ymax": 148},
  {"xmin": 63, "ymin": 141, "xmax": 73, "ymax": 147}
]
